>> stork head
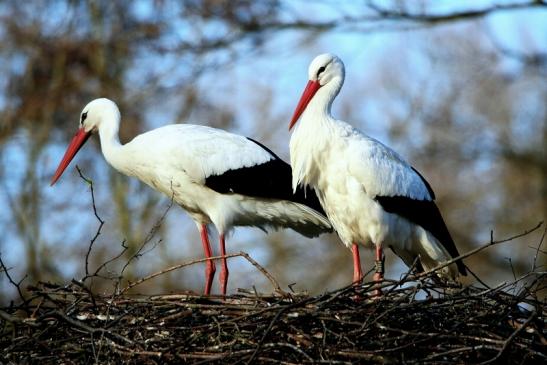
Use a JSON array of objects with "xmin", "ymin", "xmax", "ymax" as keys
[
  {"xmin": 50, "ymin": 98, "xmax": 119, "ymax": 185},
  {"xmin": 79, "ymin": 98, "xmax": 119, "ymax": 134},
  {"xmin": 289, "ymin": 53, "xmax": 345, "ymax": 130}
]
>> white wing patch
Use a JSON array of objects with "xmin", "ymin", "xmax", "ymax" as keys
[
  {"xmin": 344, "ymin": 124, "xmax": 432, "ymax": 201},
  {"xmin": 127, "ymin": 124, "xmax": 275, "ymax": 184}
]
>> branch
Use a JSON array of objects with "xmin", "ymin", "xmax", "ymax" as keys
[
  {"xmin": 76, "ymin": 166, "xmax": 104, "ymax": 279},
  {"xmin": 0, "ymin": 253, "xmax": 26, "ymax": 302},
  {"xmin": 410, "ymin": 221, "xmax": 544, "ymax": 281},
  {"xmin": 155, "ymin": 1, "xmax": 546, "ymax": 55},
  {"xmin": 120, "ymin": 251, "xmax": 284, "ymax": 295},
  {"xmin": 253, "ymin": 1, "xmax": 547, "ymax": 34},
  {"xmin": 82, "ymin": 240, "xmax": 129, "ymax": 283},
  {"xmin": 366, "ymin": 1, "xmax": 546, "ymax": 24},
  {"xmin": 480, "ymin": 310, "xmax": 538, "ymax": 364},
  {"xmin": 531, "ymin": 226, "xmax": 546, "ymax": 271},
  {"xmin": 118, "ymin": 194, "xmax": 174, "ymax": 278},
  {"xmin": 0, "ymin": 308, "xmax": 38, "ymax": 327}
]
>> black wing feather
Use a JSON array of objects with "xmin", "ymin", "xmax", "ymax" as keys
[
  {"xmin": 411, "ymin": 166, "xmax": 435, "ymax": 199},
  {"xmin": 204, "ymin": 138, "xmax": 326, "ymax": 215},
  {"xmin": 375, "ymin": 196, "xmax": 467, "ymax": 275}
]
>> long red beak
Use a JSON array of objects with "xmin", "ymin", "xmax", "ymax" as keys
[
  {"xmin": 50, "ymin": 128, "xmax": 92, "ymax": 186},
  {"xmin": 289, "ymin": 80, "xmax": 321, "ymax": 131}
]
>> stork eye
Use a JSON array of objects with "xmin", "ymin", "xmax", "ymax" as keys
[
  {"xmin": 81, "ymin": 112, "xmax": 88, "ymax": 124},
  {"xmin": 317, "ymin": 66, "xmax": 326, "ymax": 77}
]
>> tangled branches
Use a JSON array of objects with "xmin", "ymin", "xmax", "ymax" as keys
[{"xmin": 1, "ymin": 251, "xmax": 545, "ymax": 364}]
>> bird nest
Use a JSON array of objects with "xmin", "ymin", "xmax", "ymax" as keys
[{"xmin": 1, "ymin": 248, "xmax": 545, "ymax": 364}]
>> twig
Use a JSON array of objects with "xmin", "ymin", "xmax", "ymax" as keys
[
  {"xmin": 480, "ymin": 310, "xmax": 538, "ymax": 364},
  {"xmin": 70, "ymin": 279, "xmax": 97, "ymax": 309},
  {"xmin": 76, "ymin": 166, "xmax": 105, "ymax": 279},
  {"xmin": 238, "ymin": 251, "xmax": 285, "ymax": 295},
  {"xmin": 87, "ymin": 239, "xmax": 129, "ymax": 281},
  {"xmin": 246, "ymin": 296, "xmax": 318, "ymax": 364},
  {"xmin": 410, "ymin": 221, "xmax": 544, "ymax": 280},
  {"xmin": 119, "ymin": 195, "xmax": 174, "ymax": 278},
  {"xmin": 531, "ymin": 226, "xmax": 545, "ymax": 271},
  {"xmin": 465, "ymin": 265, "xmax": 491, "ymax": 289},
  {"xmin": 0, "ymin": 309, "xmax": 38, "ymax": 327},
  {"xmin": 120, "ymin": 251, "xmax": 284, "ymax": 295},
  {"xmin": 261, "ymin": 342, "xmax": 313, "ymax": 362},
  {"xmin": 51, "ymin": 310, "xmax": 134, "ymax": 346},
  {"xmin": 0, "ymin": 253, "xmax": 26, "ymax": 302}
]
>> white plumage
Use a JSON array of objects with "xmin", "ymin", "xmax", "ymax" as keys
[
  {"xmin": 51, "ymin": 98, "xmax": 331, "ymax": 295},
  {"xmin": 289, "ymin": 54, "xmax": 466, "ymax": 285}
]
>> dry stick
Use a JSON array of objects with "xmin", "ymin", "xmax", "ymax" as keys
[
  {"xmin": 382, "ymin": 257, "xmax": 421, "ymax": 297},
  {"xmin": 465, "ymin": 265, "xmax": 491, "ymax": 289},
  {"xmin": 0, "ymin": 309, "xmax": 39, "ymax": 327},
  {"xmin": 531, "ymin": 225, "xmax": 546, "ymax": 271},
  {"xmin": 0, "ymin": 253, "xmax": 26, "ymax": 302},
  {"xmin": 409, "ymin": 221, "xmax": 544, "ymax": 281},
  {"xmin": 119, "ymin": 197, "xmax": 174, "ymax": 279},
  {"xmin": 245, "ymin": 295, "xmax": 320, "ymax": 365},
  {"xmin": 261, "ymin": 342, "xmax": 314, "ymax": 362},
  {"xmin": 480, "ymin": 310, "xmax": 538, "ymax": 365},
  {"xmin": 70, "ymin": 278, "xmax": 97, "ymax": 309},
  {"xmin": 119, "ymin": 251, "xmax": 284, "ymax": 295},
  {"xmin": 119, "ymin": 186, "xmax": 175, "ymax": 279},
  {"xmin": 76, "ymin": 166, "xmax": 105, "ymax": 278},
  {"xmin": 88, "ymin": 240, "xmax": 129, "ymax": 280},
  {"xmin": 238, "ymin": 251, "xmax": 285, "ymax": 295},
  {"xmin": 51, "ymin": 310, "xmax": 135, "ymax": 346}
]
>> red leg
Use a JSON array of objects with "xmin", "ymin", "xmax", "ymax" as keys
[
  {"xmin": 352, "ymin": 243, "xmax": 363, "ymax": 284},
  {"xmin": 199, "ymin": 224, "xmax": 216, "ymax": 295},
  {"xmin": 219, "ymin": 233, "xmax": 229, "ymax": 295}
]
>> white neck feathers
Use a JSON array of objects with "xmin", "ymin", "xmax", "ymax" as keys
[
  {"xmin": 289, "ymin": 76, "xmax": 342, "ymax": 191},
  {"xmin": 97, "ymin": 107, "xmax": 124, "ymax": 172}
]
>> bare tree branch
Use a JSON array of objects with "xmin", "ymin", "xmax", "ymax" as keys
[
  {"xmin": 409, "ymin": 221, "xmax": 544, "ymax": 281},
  {"xmin": 76, "ymin": 166, "xmax": 105, "ymax": 279},
  {"xmin": 0, "ymin": 253, "xmax": 26, "ymax": 302},
  {"xmin": 120, "ymin": 251, "xmax": 284, "ymax": 295},
  {"xmin": 365, "ymin": 1, "xmax": 546, "ymax": 24}
]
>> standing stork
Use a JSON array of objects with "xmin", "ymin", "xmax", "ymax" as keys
[
  {"xmin": 288, "ymin": 54, "xmax": 466, "ymax": 287},
  {"xmin": 51, "ymin": 98, "xmax": 332, "ymax": 295}
]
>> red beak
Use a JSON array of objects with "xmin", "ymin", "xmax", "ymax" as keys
[
  {"xmin": 289, "ymin": 80, "xmax": 321, "ymax": 131},
  {"xmin": 50, "ymin": 128, "xmax": 92, "ymax": 186}
]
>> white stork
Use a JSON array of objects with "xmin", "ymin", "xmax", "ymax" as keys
[
  {"xmin": 288, "ymin": 54, "xmax": 466, "ymax": 287},
  {"xmin": 51, "ymin": 98, "xmax": 332, "ymax": 295}
]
